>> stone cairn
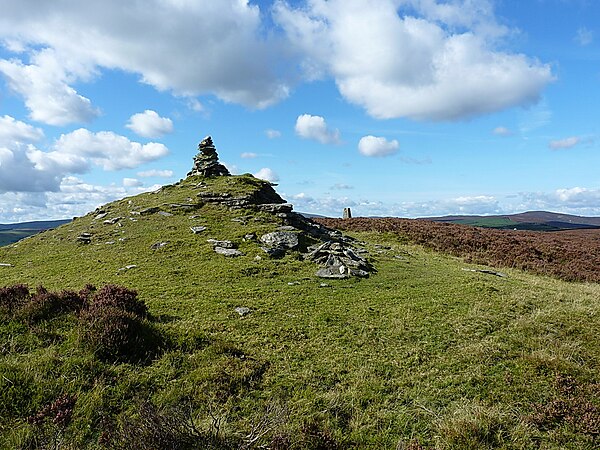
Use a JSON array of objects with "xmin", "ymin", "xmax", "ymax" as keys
[{"xmin": 187, "ymin": 136, "xmax": 230, "ymax": 177}]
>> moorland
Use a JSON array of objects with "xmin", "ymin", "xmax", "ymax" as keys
[{"xmin": 0, "ymin": 174, "xmax": 598, "ymax": 449}]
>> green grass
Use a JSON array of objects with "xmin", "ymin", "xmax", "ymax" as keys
[{"xmin": 0, "ymin": 175, "xmax": 598, "ymax": 449}]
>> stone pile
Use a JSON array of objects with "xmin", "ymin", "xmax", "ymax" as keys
[
  {"xmin": 187, "ymin": 136, "xmax": 230, "ymax": 177},
  {"xmin": 305, "ymin": 241, "xmax": 373, "ymax": 278}
]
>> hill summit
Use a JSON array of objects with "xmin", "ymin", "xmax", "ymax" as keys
[{"xmin": 1, "ymin": 136, "xmax": 374, "ymax": 281}]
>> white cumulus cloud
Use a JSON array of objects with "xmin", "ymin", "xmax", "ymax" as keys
[
  {"xmin": 295, "ymin": 114, "xmax": 341, "ymax": 144},
  {"xmin": 0, "ymin": 115, "xmax": 44, "ymax": 143},
  {"xmin": 275, "ymin": 0, "xmax": 553, "ymax": 120},
  {"xmin": 0, "ymin": 49, "xmax": 99, "ymax": 126},
  {"xmin": 0, "ymin": 1, "xmax": 290, "ymax": 110},
  {"xmin": 126, "ymin": 110, "xmax": 173, "ymax": 138},
  {"xmin": 358, "ymin": 135, "xmax": 399, "ymax": 157},
  {"xmin": 549, "ymin": 137, "xmax": 580, "ymax": 150},
  {"xmin": 254, "ymin": 167, "xmax": 279, "ymax": 183},
  {"xmin": 53, "ymin": 128, "xmax": 169, "ymax": 170}
]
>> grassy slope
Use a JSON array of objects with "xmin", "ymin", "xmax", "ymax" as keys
[{"xmin": 0, "ymin": 175, "xmax": 599, "ymax": 449}]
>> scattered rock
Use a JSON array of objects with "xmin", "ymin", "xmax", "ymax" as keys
[
  {"xmin": 190, "ymin": 215, "xmax": 201, "ymax": 219},
  {"xmin": 257, "ymin": 203, "xmax": 293, "ymax": 214},
  {"xmin": 260, "ymin": 231, "xmax": 299, "ymax": 250},
  {"xmin": 187, "ymin": 136, "xmax": 231, "ymax": 177},
  {"xmin": 94, "ymin": 212, "xmax": 108, "ymax": 220},
  {"xmin": 243, "ymin": 233, "xmax": 256, "ymax": 241},
  {"xmin": 319, "ymin": 283, "xmax": 329, "ymax": 288},
  {"xmin": 105, "ymin": 241, "xmax": 116, "ymax": 245},
  {"xmin": 166, "ymin": 203, "xmax": 199, "ymax": 211},
  {"xmin": 277, "ymin": 225, "xmax": 296, "ymax": 231},
  {"xmin": 0, "ymin": 263, "xmax": 13, "ymax": 267},
  {"xmin": 118, "ymin": 264, "xmax": 137, "ymax": 271},
  {"xmin": 207, "ymin": 239, "xmax": 236, "ymax": 249},
  {"xmin": 103, "ymin": 217, "xmax": 122, "ymax": 225},
  {"xmin": 190, "ymin": 226, "xmax": 207, "ymax": 234},
  {"xmin": 151, "ymin": 241, "xmax": 169, "ymax": 249},
  {"xmin": 287, "ymin": 281, "xmax": 300, "ymax": 286},
  {"xmin": 235, "ymin": 306, "xmax": 251, "ymax": 317},
  {"xmin": 462, "ymin": 268, "xmax": 507, "ymax": 278},
  {"xmin": 140, "ymin": 207, "xmax": 160, "ymax": 216},
  {"xmin": 214, "ymin": 247, "xmax": 244, "ymax": 257},
  {"xmin": 77, "ymin": 233, "xmax": 92, "ymax": 244},
  {"xmin": 158, "ymin": 211, "xmax": 173, "ymax": 217}
]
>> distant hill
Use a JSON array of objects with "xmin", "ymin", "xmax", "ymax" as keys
[
  {"xmin": 0, "ymin": 219, "xmax": 71, "ymax": 246},
  {"xmin": 423, "ymin": 210, "xmax": 600, "ymax": 231}
]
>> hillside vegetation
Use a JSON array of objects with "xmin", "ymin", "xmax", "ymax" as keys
[
  {"xmin": 0, "ymin": 175, "xmax": 598, "ymax": 449},
  {"xmin": 318, "ymin": 217, "xmax": 600, "ymax": 283}
]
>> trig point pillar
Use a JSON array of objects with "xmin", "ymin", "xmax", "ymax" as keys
[{"xmin": 343, "ymin": 207, "xmax": 352, "ymax": 219}]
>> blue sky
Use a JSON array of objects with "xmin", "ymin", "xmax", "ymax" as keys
[{"xmin": 0, "ymin": 0, "xmax": 599, "ymax": 222}]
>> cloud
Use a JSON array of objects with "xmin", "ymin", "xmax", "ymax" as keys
[
  {"xmin": 126, "ymin": 110, "xmax": 173, "ymax": 138},
  {"xmin": 0, "ymin": 115, "xmax": 44, "ymax": 143},
  {"xmin": 493, "ymin": 126, "xmax": 512, "ymax": 136},
  {"xmin": 0, "ymin": 176, "xmax": 162, "ymax": 223},
  {"xmin": 274, "ymin": 0, "xmax": 553, "ymax": 121},
  {"xmin": 295, "ymin": 114, "xmax": 341, "ymax": 144},
  {"xmin": 265, "ymin": 129, "xmax": 282, "ymax": 139},
  {"xmin": 549, "ymin": 136, "xmax": 580, "ymax": 150},
  {"xmin": 0, "ymin": 1, "xmax": 290, "ymax": 110},
  {"xmin": 517, "ymin": 187, "xmax": 600, "ymax": 215},
  {"xmin": 0, "ymin": 122, "xmax": 169, "ymax": 194},
  {"xmin": 241, "ymin": 152, "xmax": 258, "ymax": 159},
  {"xmin": 254, "ymin": 167, "xmax": 279, "ymax": 182},
  {"xmin": 53, "ymin": 128, "xmax": 169, "ymax": 170},
  {"xmin": 331, "ymin": 183, "xmax": 354, "ymax": 190},
  {"xmin": 0, "ymin": 49, "xmax": 99, "ymax": 126},
  {"xmin": 358, "ymin": 135, "xmax": 399, "ymax": 157},
  {"xmin": 576, "ymin": 27, "xmax": 593, "ymax": 46},
  {"xmin": 0, "ymin": 1, "xmax": 553, "ymax": 121},
  {"xmin": 122, "ymin": 177, "xmax": 143, "ymax": 187},
  {"xmin": 137, "ymin": 169, "xmax": 173, "ymax": 178}
]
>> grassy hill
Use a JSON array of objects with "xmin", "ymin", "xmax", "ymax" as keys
[
  {"xmin": 0, "ymin": 219, "xmax": 71, "ymax": 247},
  {"xmin": 0, "ymin": 175, "xmax": 598, "ymax": 449},
  {"xmin": 425, "ymin": 211, "xmax": 600, "ymax": 231}
]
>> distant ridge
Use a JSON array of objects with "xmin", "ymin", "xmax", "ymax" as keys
[
  {"xmin": 422, "ymin": 210, "xmax": 600, "ymax": 231},
  {"xmin": 0, "ymin": 219, "xmax": 71, "ymax": 246}
]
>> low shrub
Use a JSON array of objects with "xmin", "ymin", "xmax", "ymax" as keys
[
  {"xmin": 78, "ymin": 306, "xmax": 158, "ymax": 363},
  {"xmin": 88, "ymin": 284, "xmax": 147, "ymax": 319},
  {"xmin": 0, "ymin": 284, "xmax": 30, "ymax": 317},
  {"xmin": 17, "ymin": 287, "xmax": 84, "ymax": 323}
]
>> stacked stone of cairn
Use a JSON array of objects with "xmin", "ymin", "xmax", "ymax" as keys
[{"xmin": 187, "ymin": 136, "xmax": 231, "ymax": 177}]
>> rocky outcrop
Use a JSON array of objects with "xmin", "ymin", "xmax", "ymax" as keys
[
  {"xmin": 306, "ymin": 241, "xmax": 373, "ymax": 278},
  {"xmin": 187, "ymin": 136, "xmax": 230, "ymax": 177},
  {"xmin": 260, "ymin": 231, "xmax": 299, "ymax": 250}
]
